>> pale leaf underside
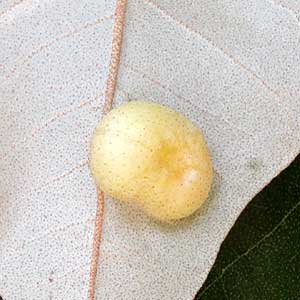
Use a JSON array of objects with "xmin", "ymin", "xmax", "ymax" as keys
[{"xmin": 0, "ymin": 0, "xmax": 299, "ymax": 299}]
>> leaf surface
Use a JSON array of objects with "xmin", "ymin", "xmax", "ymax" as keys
[{"xmin": 0, "ymin": 0, "xmax": 300, "ymax": 299}]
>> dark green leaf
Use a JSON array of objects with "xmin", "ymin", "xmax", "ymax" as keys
[{"xmin": 196, "ymin": 156, "xmax": 300, "ymax": 300}]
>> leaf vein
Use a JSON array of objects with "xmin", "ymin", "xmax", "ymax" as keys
[
  {"xmin": 122, "ymin": 63, "xmax": 252, "ymax": 139},
  {"xmin": 267, "ymin": 0, "xmax": 300, "ymax": 24},
  {"xmin": 3, "ymin": 14, "xmax": 113, "ymax": 80},
  {"xmin": 0, "ymin": 0, "xmax": 25, "ymax": 19},
  {"xmin": 0, "ymin": 93, "xmax": 102, "ymax": 162},
  {"xmin": 143, "ymin": 0, "xmax": 286, "ymax": 107},
  {"xmin": 197, "ymin": 198, "xmax": 300, "ymax": 298}
]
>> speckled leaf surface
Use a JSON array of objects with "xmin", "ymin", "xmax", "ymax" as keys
[{"xmin": 0, "ymin": 0, "xmax": 300, "ymax": 299}]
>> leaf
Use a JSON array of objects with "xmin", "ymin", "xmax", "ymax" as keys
[
  {"xmin": 196, "ymin": 156, "xmax": 300, "ymax": 300},
  {"xmin": 0, "ymin": 0, "xmax": 300, "ymax": 299}
]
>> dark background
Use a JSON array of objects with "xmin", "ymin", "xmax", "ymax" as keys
[{"xmin": 196, "ymin": 155, "xmax": 300, "ymax": 300}]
